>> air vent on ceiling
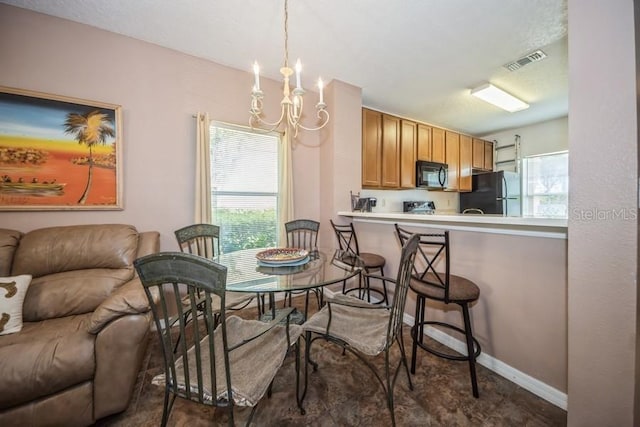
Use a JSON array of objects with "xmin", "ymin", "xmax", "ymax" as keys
[{"xmin": 503, "ymin": 49, "xmax": 547, "ymax": 72}]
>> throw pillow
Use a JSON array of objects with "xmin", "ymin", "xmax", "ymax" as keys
[{"xmin": 0, "ymin": 275, "xmax": 32, "ymax": 335}]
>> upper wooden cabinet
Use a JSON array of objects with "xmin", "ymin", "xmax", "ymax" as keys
[
  {"xmin": 362, "ymin": 108, "xmax": 382, "ymax": 187},
  {"xmin": 472, "ymin": 138, "xmax": 494, "ymax": 171},
  {"xmin": 362, "ymin": 108, "xmax": 488, "ymax": 191},
  {"xmin": 484, "ymin": 140, "xmax": 494, "ymax": 170},
  {"xmin": 362, "ymin": 108, "xmax": 401, "ymax": 188},
  {"xmin": 472, "ymin": 138, "xmax": 485, "ymax": 169},
  {"xmin": 445, "ymin": 131, "xmax": 459, "ymax": 191},
  {"xmin": 431, "ymin": 127, "xmax": 446, "ymax": 163},
  {"xmin": 459, "ymin": 134, "xmax": 472, "ymax": 192},
  {"xmin": 400, "ymin": 120, "xmax": 417, "ymax": 188},
  {"xmin": 381, "ymin": 115, "xmax": 400, "ymax": 188},
  {"xmin": 416, "ymin": 124, "xmax": 432, "ymax": 161}
]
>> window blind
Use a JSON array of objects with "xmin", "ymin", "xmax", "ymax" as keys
[{"xmin": 210, "ymin": 123, "xmax": 279, "ymax": 253}]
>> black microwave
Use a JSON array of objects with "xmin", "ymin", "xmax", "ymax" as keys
[{"xmin": 416, "ymin": 160, "xmax": 448, "ymax": 189}]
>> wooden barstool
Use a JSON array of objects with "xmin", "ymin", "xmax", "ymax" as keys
[
  {"xmin": 395, "ymin": 224, "xmax": 481, "ymax": 398},
  {"xmin": 330, "ymin": 219, "xmax": 388, "ymax": 304}
]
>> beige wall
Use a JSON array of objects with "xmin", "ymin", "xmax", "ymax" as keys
[
  {"xmin": 0, "ymin": 4, "xmax": 328, "ymax": 250},
  {"xmin": 318, "ymin": 80, "xmax": 363, "ymax": 246},
  {"xmin": 568, "ymin": 1, "xmax": 638, "ymax": 426},
  {"xmin": 484, "ymin": 116, "xmax": 568, "ymax": 157}
]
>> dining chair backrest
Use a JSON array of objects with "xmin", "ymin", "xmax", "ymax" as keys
[
  {"xmin": 285, "ymin": 219, "xmax": 320, "ymax": 251},
  {"xmin": 175, "ymin": 223, "xmax": 221, "ymax": 259},
  {"xmin": 395, "ymin": 224, "xmax": 451, "ymax": 303},
  {"xmin": 329, "ymin": 219, "xmax": 360, "ymax": 256},
  {"xmin": 133, "ymin": 252, "xmax": 232, "ymax": 411},
  {"xmin": 387, "ymin": 233, "xmax": 420, "ymax": 343}
]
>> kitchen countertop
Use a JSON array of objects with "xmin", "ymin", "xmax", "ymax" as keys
[{"xmin": 337, "ymin": 211, "xmax": 568, "ymax": 239}]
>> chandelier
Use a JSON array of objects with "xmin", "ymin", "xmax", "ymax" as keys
[{"xmin": 249, "ymin": 0, "xmax": 329, "ymax": 137}]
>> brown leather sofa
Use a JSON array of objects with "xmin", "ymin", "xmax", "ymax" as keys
[{"xmin": 0, "ymin": 224, "xmax": 160, "ymax": 427}]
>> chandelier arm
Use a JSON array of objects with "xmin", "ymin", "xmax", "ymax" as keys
[
  {"xmin": 250, "ymin": 104, "xmax": 288, "ymax": 131},
  {"xmin": 296, "ymin": 109, "xmax": 330, "ymax": 132}
]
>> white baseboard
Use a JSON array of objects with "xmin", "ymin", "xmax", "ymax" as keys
[{"xmin": 401, "ymin": 312, "xmax": 568, "ymax": 410}]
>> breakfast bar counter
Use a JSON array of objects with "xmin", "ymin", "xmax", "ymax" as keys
[{"xmin": 337, "ymin": 211, "xmax": 567, "ymax": 239}]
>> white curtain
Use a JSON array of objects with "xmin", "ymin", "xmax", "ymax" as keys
[
  {"xmin": 277, "ymin": 129, "xmax": 294, "ymax": 245},
  {"xmin": 194, "ymin": 112, "xmax": 211, "ymax": 224}
]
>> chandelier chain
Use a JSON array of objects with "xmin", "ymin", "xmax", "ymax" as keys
[{"xmin": 283, "ymin": 0, "xmax": 289, "ymax": 68}]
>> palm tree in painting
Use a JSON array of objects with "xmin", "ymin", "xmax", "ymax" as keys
[{"xmin": 63, "ymin": 110, "xmax": 115, "ymax": 204}]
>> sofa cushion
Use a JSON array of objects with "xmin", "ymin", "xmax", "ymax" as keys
[
  {"xmin": 0, "ymin": 229, "xmax": 22, "ymax": 276},
  {"xmin": 0, "ymin": 314, "xmax": 95, "ymax": 409},
  {"xmin": 23, "ymin": 268, "xmax": 133, "ymax": 322},
  {"xmin": 0, "ymin": 274, "xmax": 32, "ymax": 335},
  {"xmin": 88, "ymin": 277, "xmax": 154, "ymax": 334},
  {"xmin": 11, "ymin": 224, "xmax": 139, "ymax": 278}
]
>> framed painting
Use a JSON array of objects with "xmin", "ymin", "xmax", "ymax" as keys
[{"xmin": 0, "ymin": 86, "xmax": 123, "ymax": 210}]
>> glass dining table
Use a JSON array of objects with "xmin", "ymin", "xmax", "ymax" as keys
[
  {"xmin": 213, "ymin": 247, "xmax": 362, "ymax": 414},
  {"xmin": 214, "ymin": 247, "xmax": 363, "ymax": 323}
]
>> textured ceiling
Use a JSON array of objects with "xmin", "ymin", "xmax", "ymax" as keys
[{"xmin": 0, "ymin": 0, "xmax": 568, "ymax": 136}]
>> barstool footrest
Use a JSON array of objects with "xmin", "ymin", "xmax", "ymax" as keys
[{"xmin": 412, "ymin": 321, "xmax": 481, "ymax": 361}]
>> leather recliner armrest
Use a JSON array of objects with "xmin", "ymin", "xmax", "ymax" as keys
[{"xmin": 88, "ymin": 278, "xmax": 157, "ymax": 334}]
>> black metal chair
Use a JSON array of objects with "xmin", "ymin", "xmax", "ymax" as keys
[
  {"xmin": 301, "ymin": 233, "xmax": 419, "ymax": 426},
  {"xmin": 329, "ymin": 219, "xmax": 389, "ymax": 304},
  {"xmin": 134, "ymin": 252, "xmax": 303, "ymax": 426},
  {"xmin": 283, "ymin": 219, "xmax": 321, "ymax": 316},
  {"xmin": 395, "ymin": 224, "xmax": 481, "ymax": 398},
  {"xmin": 175, "ymin": 224, "xmax": 256, "ymax": 316}
]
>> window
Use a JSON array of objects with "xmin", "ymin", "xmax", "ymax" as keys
[
  {"xmin": 522, "ymin": 151, "xmax": 568, "ymax": 218},
  {"xmin": 210, "ymin": 122, "xmax": 280, "ymax": 253}
]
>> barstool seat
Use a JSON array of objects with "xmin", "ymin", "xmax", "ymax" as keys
[
  {"xmin": 410, "ymin": 273, "xmax": 479, "ymax": 302},
  {"xmin": 359, "ymin": 252, "xmax": 386, "ymax": 270},
  {"xmin": 395, "ymin": 223, "xmax": 482, "ymax": 398}
]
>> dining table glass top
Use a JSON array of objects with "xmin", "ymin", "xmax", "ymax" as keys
[{"xmin": 215, "ymin": 247, "xmax": 362, "ymax": 293}]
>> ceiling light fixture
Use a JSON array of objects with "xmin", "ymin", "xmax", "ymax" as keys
[
  {"xmin": 470, "ymin": 83, "xmax": 529, "ymax": 113},
  {"xmin": 249, "ymin": 0, "xmax": 329, "ymax": 137}
]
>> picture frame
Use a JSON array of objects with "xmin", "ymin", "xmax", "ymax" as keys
[{"xmin": 0, "ymin": 86, "xmax": 123, "ymax": 210}]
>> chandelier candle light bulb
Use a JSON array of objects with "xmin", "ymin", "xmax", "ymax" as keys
[
  {"xmin": 318, "ymin": 78, "xmax": 324, "ymax": 105},
  {"xmin": 295, "ymin": 59, "xmax": 302, "ymax": 89},
  {"xmin": 253, "ymin": 61, "xmax": 260, "ymax": 91}
]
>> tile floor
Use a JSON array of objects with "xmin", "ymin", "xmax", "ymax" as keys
[{"xmin": 96, "ymin": 297, "xmax": 566, "ymax": 426}]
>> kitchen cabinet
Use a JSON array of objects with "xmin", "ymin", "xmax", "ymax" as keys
[
  {"xmin": 400, "ymin": 120, "xmax": 417, "ymax": 188},
  {"xmin": 484, "ymin": 140, "xmax": 494, "ymax": 170},
  {"xmin": 472, "ymin": 138, "xmax": 494, "ymax": 171},
  {"xmin": 362, "ymin": 107, "xmax": 485, "ymax": 191},
  {"xmin": 381, "ymin": 114, "xmax": 400, "ymax": 187},
  {"xmin": 362, "ymin": 108, "xmax": 382, "ymax": 187},
  {"xmin": 362, "ymin": 108, "xmax": 401, "ymax": 188},
  {"xmin": 445, "ymin": 131, "xmax": 459, "ymax": 191},
  {"xmin": 416, "ymin": 124, "xmax": 432, "ymax": 161},
  {"xmin": 431, "ymin": 127, "xmax": 446, "ymax": 163},
  {"xmin": 472, "ymin": 138, "xmax": 485, "ymax": 169},
  {"xmin": 459, "ymin": 134, "xmax": 472, "ymax": 192}
]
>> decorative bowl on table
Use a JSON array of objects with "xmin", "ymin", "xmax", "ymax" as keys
[{"xmin": 255, "ymin": 248, "xmax": 309, "ymax": 266}]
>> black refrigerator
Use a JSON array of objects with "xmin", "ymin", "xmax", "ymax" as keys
[{"xmin": 459, "ymin": 171, "xmax": 521, "ymax": 216}]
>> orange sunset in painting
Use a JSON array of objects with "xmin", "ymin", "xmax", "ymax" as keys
[{"xmin": 0, "ymin": 88, "xmax": 120, "ymax": 209}]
